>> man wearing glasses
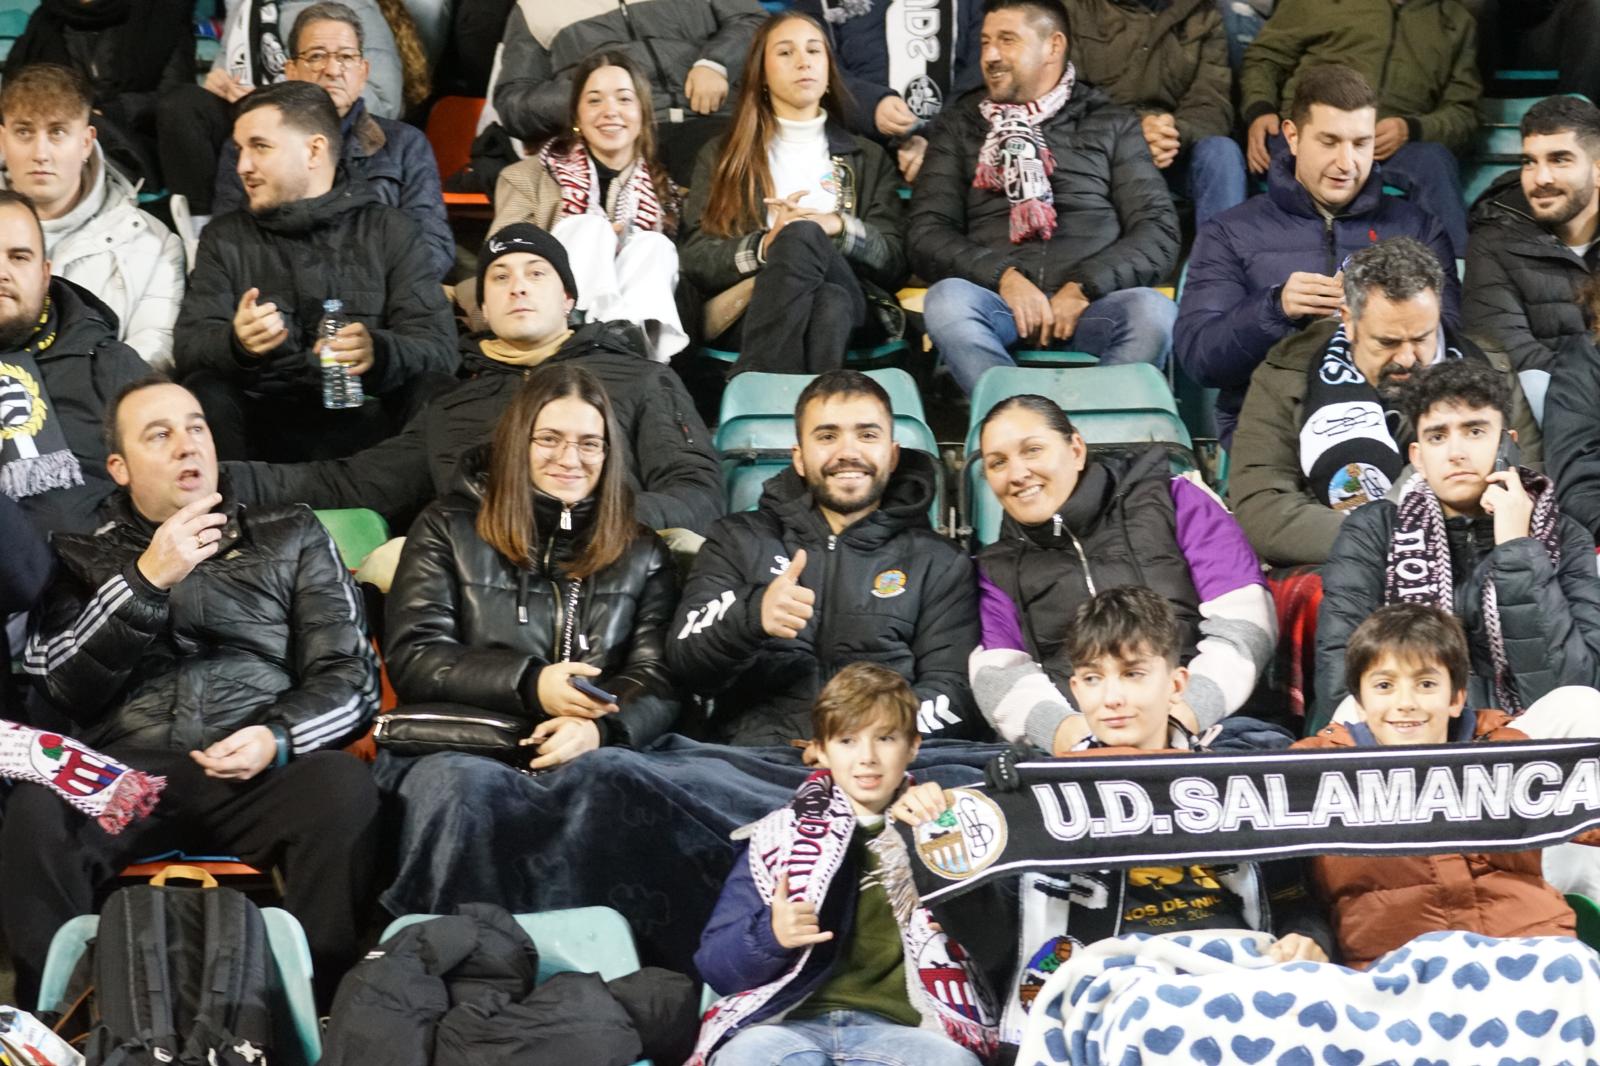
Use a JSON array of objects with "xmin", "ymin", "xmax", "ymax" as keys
[{"xmin": 205, "ymin": 2, "xmax": 452, "ymax": 279}]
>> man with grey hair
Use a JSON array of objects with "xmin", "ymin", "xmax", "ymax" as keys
[
  {"xmin": 208, "ymin": 2, "xmax": 452, "ymax": 279},
  {"xmin": 1228, "ymin": 236, "xmax": 1540, "ymax": 568}
]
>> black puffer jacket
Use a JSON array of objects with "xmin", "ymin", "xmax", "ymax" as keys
[
  {"xmin": 12, "ymin": 277, "xmax": 151, "ymax": 536},
  {"xmin": 1312, "ymin": 480, "xmax": 1600, "ymax": 730},
  {"xmin": 0, "ymin": 494, "xmax": 51, "ymax": 721},
  {"xmin": 666, "ymin": 450, "xmax": 983, "ymax": 746},
  {"xmin": 21, "ymin": 491, "xmax": 380, "ymax": 755},
  {"xmin": 173, "ymin": 175, "xmax": 457, "ymax": 398},
  {"xmin": 1464, "ymin": 170, "xmax": 1597, "ymax": 375},
  {"xmin": 225, "ymin": 322, "xmax": 724, "ymax": 534},
  {"xmin": 1546, "ymin": 337, "xmax": 1600, "ymax": 540},
  {"xmin": 906, "ymin": 83, "xmax": 1180, "ymax": 299},
  {"xmin": 385, "ymin": 458, "xmax": 680, "ymax": 749},
  {"xmin": 977, "ymin": 448, "xmax": 1202, "ymax": 694}
]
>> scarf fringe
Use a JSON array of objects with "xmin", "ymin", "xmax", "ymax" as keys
[
  {"xmin": 1010, "ymin": 198, "xmax": 1057, "ymax": 243},
  {"xmin": 0, "ymin": 449, "xmax": 83, "ymax": 500},
  {"xmin": 95, "ymin": 771, "xmax": 167, "ymax": 835}
]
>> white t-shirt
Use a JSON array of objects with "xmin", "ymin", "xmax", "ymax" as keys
[
  {"xmin": 766, "ymin": 111, "xmax": 839, "ymax": 227},
  {"xmin": 1568, "ymin": 239, "xmax": 1596, "ymax": 259}
]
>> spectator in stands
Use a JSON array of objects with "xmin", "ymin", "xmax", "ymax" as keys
[
  {"xmin": 680, "ymin": 12, "xmax": 906, "ymax": 376},
  {"xmin": 667, "ymin": 369, "xmax": 983, "ymax": 746},
  {"xmin": 3, "ymin": 376, "xmax": 381, "ymax": 1007},
  {"xmin": 1176, "ymin": 64, "xmax": 1460, "ymax": 448},
  {"xmin": 490, "ymin": 0, "xmax": 766, "ymax": 184},
  {"xmin": 1062, "ymin": 0, "xmax": 1246, "ymax": 225},
  {"xmin": 490, "ymin": 52, "xmax": 687, "ymax": 360},
  {"xmin": 374, "ymin": 363, "xmax": 681, "ymax": 915},
  {"xmin": 967, "ymin": 394, "xmax": 1274, "ymax": 754},
  {"xmin": 0, "ymin": 493, "xmax": 51, "ymax": 721},
  {"xmin": 1544, "ymin": 283, "xmax": 1600, "ymax": 543},
  {"xmin": 693, "ymin": 663, "xmax": 995, "ymax": 1066},
  {"xmin": 157, "ymin": 0, "xmax": 403, "ymax": 217},
  {"xmin": 1214, "ymin": 0, "xmax": 1270, "ymax": 71},
  {"xmin": 174, "ymin": 82, "xmax": 456, "ymax": 463},
  {"xmin": 1312, "ymin": 357, "xmax": 1600, "ymax": 731},
  {"xmin": 792, "ymin": 0, "xmax": 985, "ymax": 181},
  {"xmin": 1239, "ymin": 0, "xmax": 1478, "ymax": 257},
  {"xmin": 224, "ymin": 224, "xmax": 723, "ymax": 535},
  {"xmin": 0, "ymin": 189, "xmax": 151, "ymax": 536},
  {"xmin": 1474, "ymin": 0, "xmax": 1600, "ymax": 115},
  {"xmin": 210, "ymin": 3, "xmax": 453, "ymax": 280},
  {"xmin": 1297, "ymin": 603, "xmax": 1600, "ymax": 969},
  {"xmin": 1465, "ymin": 94, "xmax": 1600, "ymax": 417},
  {"xmin": 2, "ymin": 0, "xmax": 191, "ymax": 188},
  {"xmin": 0, "ymin": 65, "xmax": 185, "ymax": 370},
  {"xmin": 1230, "ymin": 238, "xmax": 1534, "ymax": 569},
  {"xmin": 910, "ymin": 0, "xmax": 1180, "ymax": 395}
]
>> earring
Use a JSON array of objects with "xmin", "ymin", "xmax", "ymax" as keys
[{"xmin": 573, "ymin": 125, "xmax": 581, "ymax": 134}]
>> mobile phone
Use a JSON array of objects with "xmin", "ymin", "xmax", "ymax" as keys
[
  {"xmin": 569, "ymin": 676, "xmax": 618, "ymax": 704},
  {"xmin": 1494, "ymin": 431, "xmax": 1521, "ymax": 474}
]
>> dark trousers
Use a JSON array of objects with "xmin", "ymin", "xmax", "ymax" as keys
[
  {"xmin": 1, "ymin": 748, "xmax": 380, "ymax": 1009},
  {"xmin": 656, "ymin": 115, "xmax": 728, "ymax": 188},
  {"xmin": 157, "ymin": 83, "xmax": 234, "ymax": 213},
  {"xmin": 1476, "ymin": 0, "xmax": 1600, "ymax": 103},
  {"xmin": 725, "ymin": 222, "xmax": 868, "ymax": 376},
  {"xmin": 184, "ymin": 368, "xmax": 454, "ymax": 462}
]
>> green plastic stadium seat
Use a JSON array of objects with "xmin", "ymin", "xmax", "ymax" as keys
[
  {"xmin": 701, "ymin": 339, "xmax": 910, "ymax": 366},
  {"xmin": 1012, "ymin": 350, "xmax": 1100, "ymax": 367},
  {"xmin": 315, "ymin": 508, "xmax": 390, "ymax": 568}
]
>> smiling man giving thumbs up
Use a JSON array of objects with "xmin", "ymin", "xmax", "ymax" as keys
[{"xmin": 669, "ymin": 370, "xmax": 984, "ymax": 747}]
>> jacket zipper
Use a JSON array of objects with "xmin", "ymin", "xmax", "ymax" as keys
[
  {"xmin": 1323, "ymin": 213, "xmax": 1337, "ymax": 277},
  {"xmin": 1060, "ymin": 516, "xmax": 1098, "ymax": 596},
  {"xmin": 814, "ymin": 534, "xmax": 839, "ymax": 676}
]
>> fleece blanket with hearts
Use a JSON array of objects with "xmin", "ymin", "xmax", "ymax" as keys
[{"xmin": 1019, "ymin": 929, "xmax": 1600, "ymax": 1066}]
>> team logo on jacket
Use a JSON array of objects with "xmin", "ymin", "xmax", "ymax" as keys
[
  {"xmin": 871, "ymin": 569, "xmax": 908, "ymax": 598},
  {"xmin": 914, "ymin": 788, "xmax": 1007, "ymax": 880}
]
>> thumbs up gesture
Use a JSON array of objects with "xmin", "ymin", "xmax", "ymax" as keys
[
  {"xmin": 770, "ymin": 873, "xmax": 833, "ymax": 949},
  {"xmin": 760, "ymin": 549, "xmax": 815, "ymax": 640}
]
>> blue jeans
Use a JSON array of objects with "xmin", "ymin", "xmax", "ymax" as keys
[
  {"xmin": 924, "ymin": 278, "xmax": 1177, "ymax": 394},
  {"xmin": 710, "ymin": 1011, "xmax": 981, "ymax": 1066},
  {"xmin": 1214, "ymin": 0, "xmax": 1268, "ymax": 70},
  {"xmin": 1169, "ymin": 134, "xmax": 1249, "ymax": 226}
]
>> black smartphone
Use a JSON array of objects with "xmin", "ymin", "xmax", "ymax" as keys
[
  {"xmin": 1494, "ymin": 431, "xmax": 1521, "ymax": 474},
  {"xmin": 570, "ymin": 676, "xmax": 618, "ymax": 704}
]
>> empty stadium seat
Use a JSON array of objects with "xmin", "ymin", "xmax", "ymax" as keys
[
  {"xmin": 315, "ymin": 508, "xmax": 390, "ymax": 569},
  {"xmin": 700, "ymin": 338, "xmax": 911, "ymax": 367}
]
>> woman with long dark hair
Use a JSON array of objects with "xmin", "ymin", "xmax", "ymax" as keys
[
  {"xmin": 375, "ymin": 362, "xmax": 680, "ymax": 912},
  {"xmin": 490, "ymin": 51, "xmax": 687, "ymax": 359},
  {"xmin": 679, "ymin": 11, "xmax": 906, "ymax": 374}
]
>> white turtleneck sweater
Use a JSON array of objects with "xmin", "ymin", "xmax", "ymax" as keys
[{"xmin": 765, "ymin": 111, "xmax": 839, "ymax": 227}]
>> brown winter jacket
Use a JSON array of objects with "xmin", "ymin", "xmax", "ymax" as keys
[{"xmin": 1294, "ymin": 713, "xmax": 1584, "ymax": 969}]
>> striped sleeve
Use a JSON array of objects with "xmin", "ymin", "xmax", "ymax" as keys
[{"xmin": 22, "ymin": 563, "xmax": 169, "ymax": 720}]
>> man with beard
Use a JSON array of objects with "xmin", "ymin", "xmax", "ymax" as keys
[
  {"xmin": 1229, "ymin": 237, "xmax": 1539, "ymax": 568},
  {"xmin": 173, "ymin": 81, "xmax": 455, "ymax": 462},
  {"xmin": 0, "ymin": 188, "xmax": 151, "ymax": 536},
  {"xmin": 1465, "ymin": 96, "xmax": 1600, "ymax": 417},
  {"xmin": 667, "ymin": 369, "xmax": 984, "ymax": 745}
]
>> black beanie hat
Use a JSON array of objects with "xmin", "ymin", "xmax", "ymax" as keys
[{"xmin": 477, "ymin": 223, "xmax": 579, "ymax": 302}]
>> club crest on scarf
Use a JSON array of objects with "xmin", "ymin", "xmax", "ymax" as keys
[
  {"xmin": 975, "ymin": 65, "xmax": 1075, "ymax": 243},
  {"xmin": 913, "ymin": 787, "xmax": 1008, "ymax": 880}
]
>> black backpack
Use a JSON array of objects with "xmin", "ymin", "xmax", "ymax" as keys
[{"xmin": 56, "ymin": 866, "xmax": 275, "ymax": 1066}]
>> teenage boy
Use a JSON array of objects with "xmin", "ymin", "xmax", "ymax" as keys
[{"xmin": 690, "ymin": 662, "xmax": 996, "ymax": 1066}]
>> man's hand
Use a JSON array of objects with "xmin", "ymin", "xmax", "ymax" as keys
[
  {"xmin": 761, "ymin": 549, "xmax": 815, "ymax": 639},
  {"xmin": 321, "ymin": 321, "xmax": 375, "ymax": 376},
  {"xmin": 999, "ymin": 268, "xmax": 1053, "ymax": 343},
  {"xmin": 1483, "ymin": 468, "xmax": 1534, "ymax": 544},
  {"xmin": 1141, "ymin": 113, "xmax": 1181, "ymax": 170},
  {"xmin": 536, "ymin": 661, "xmax": 620, "ymax": 718},
  {"xmin": 890, "ymin": 781, "xmax": 949, "ymax": 825},
  {"xmin": 685, "ymin": 65, "xmax": 729, "ymax": 114},
  {"xmin": 771, "ymin": 873, "xmax": 833, "ymax": 949},
  {"xmin": 1247, "ymin": 113, "xmax": 1281, "ymax": 174},
  {"xmin": 1374, "ymin": 117, "xmax": 1410, "ymax": 161},
  {"xmin": 137, "ymin": 493, "xmax": 227, "ymax": 590},
  {"xmin": 1279, "ymin": 271, "xmax": 1345, "ymax": 319},
  {"xmin": 1267, "ymin": 933, "xmax": 1329, "ymax": 964},
  {"xmin": 203, "ymin": 67, "xmax": 253, "ymax": 103},
  {"xmin": 190, "ymin": 725, "xmax": 277, "ymax": 781},
  {"xmin": 521, "ymin": 716, "xmax": 601, "ymax": 769},
  {"xmin": 1052, "ymin": 714, "xmax": 1091, "ymax": 755},
  {"xmin": 898, "ymin": 135, "xmax": 928, "ymax": 182},
  {"xmin": 233, "ymin": 287, "xmax": 288, "ymax": 357},
  {"xmin": 875, "ymin": 95, "xmax": 920, "ymax": 137},
  {"xmin": 1043, "ymin": 281, "xmax": 1091, "ymax": 345}
]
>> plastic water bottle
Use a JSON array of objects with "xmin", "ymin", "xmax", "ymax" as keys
[{"xmin": 318, "ymin": 299, "xmax": 364, "ymax": 409}]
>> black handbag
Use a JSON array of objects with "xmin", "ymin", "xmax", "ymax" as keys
[{"xmin": 372, "ymin": 703, "xmax": 530, "ymax": 762}]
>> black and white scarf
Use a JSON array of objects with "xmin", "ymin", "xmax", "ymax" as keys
[
  {"xmin": 819, "ymin": 0, "xmax": 960, "ymax": 119},
  {"xmin": 222, "ymin": 0, "xmax": 286, "ymax": 88},
  {"xmin": 1384, "ymin": 470, "xmax": 1561, "ymax": 713},
  {"xmin": 974, "ymin": 65, "xmax": 1075, "ymax": 243},
  {"xmin": 0, "ymin": 297, "xmax": 80, "ymax": 502}
]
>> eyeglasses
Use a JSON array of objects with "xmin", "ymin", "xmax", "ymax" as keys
[
  {"xmin": 531, "ymin": 432, "xmax": 607, "ymax": 461},
  {"xmin": 295, "ymin": 49, "xmax": 364, "ymax": 72}
]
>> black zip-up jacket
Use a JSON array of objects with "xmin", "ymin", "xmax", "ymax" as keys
[
  {"xmin": 385, "ymin": 458, "xmax": 681, "ymax": 748},
  {"xmin": 1464, "ymin": 170, "xmax": 1597, "ymax": 375},
  {"xmin": 224, "ymin": 322, "xmax": 724, "ymax": 535},
  {"xmin": 173, "ymin": 174, "xmax": 457, "ymax": 398},
  {"xmin": 0, "ymin": 494, "xmax": 51, "ymax": 721},
  {"xmin": 666, "ymin": 450, "xmax": 983, "ymax": 746},
  {"xmin": 906, "ymin": 82, "xmax": 1180, "ymax": 300},
  {"xmin": 20, "ymin": 490, "xmax": 380, "ymax": 756},
  {"xmin": 1546, "ymin": 337, "xmax": 1600, "ymax": 541}
]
